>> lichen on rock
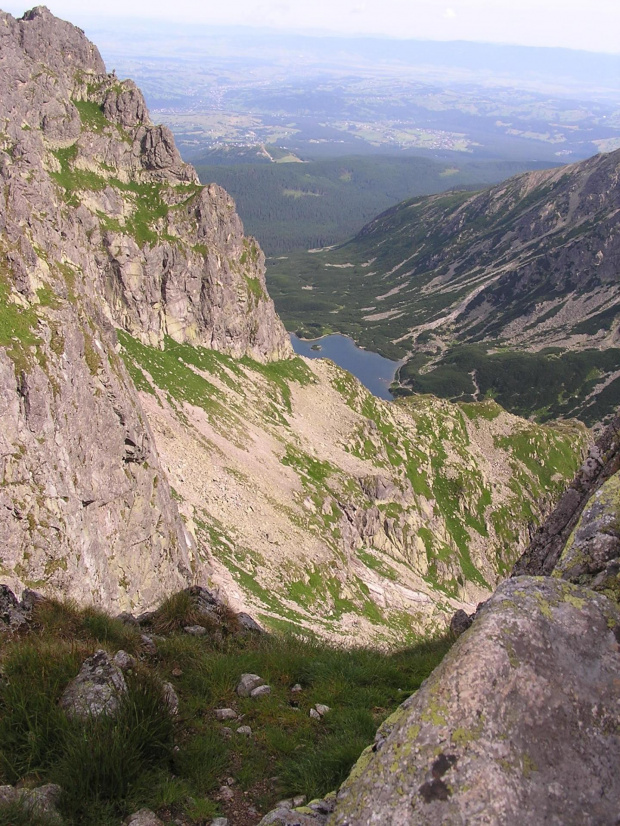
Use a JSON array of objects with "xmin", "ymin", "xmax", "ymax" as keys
[{"xmin": 329, "ymin": 576, "xmax": 620, "ymax": 825}]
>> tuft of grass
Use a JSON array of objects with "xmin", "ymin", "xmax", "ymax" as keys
[
  {"xmin": 172, "ymin": 728, "xmax": 228, "ymax": 795},
  {"xmin": 29, "ymin": 598, "xmax": 141, "ymax": 653},
  {"xmin": 150, "ymin": 591, "xmax": 212, "ymax": 635},
  {"xmin": 53, "ymin": 671, "xmax": 175, "ymax": 824},
  {"xmin": 0, "ymin": 640, "xmax": 88, "ymax": 783}
]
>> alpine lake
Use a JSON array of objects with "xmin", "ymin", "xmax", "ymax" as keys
[{"xmin": 291, "ymin": 333, "xmax": 402, "ymax": 400}]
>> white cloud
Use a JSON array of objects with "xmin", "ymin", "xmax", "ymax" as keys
[{"xmin": 443, "ymin": 7, "xmax": 457, "ymax": 18}]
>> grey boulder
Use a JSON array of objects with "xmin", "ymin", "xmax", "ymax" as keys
[
  {"xmin": 0, "ymin": 783, "xmax": 62, "ymax": 824},
  {"xmin": 59, "ymin": 649, "xmax": 127, "ymax": 719},
  {"xmin": 331, "ymin": 576, "xmax": 620, "ymax": 826},
  {"xmin": 124, "ymin": 809, "xmax": 164, "ymax": 826},
  {"xmin": 236, "ymin": 673, "xmax": 264, "ymax": 696},
  {"xmin": 237, "ymin": 612, "xmax": 264, "ymax": 633},
  {"xmin": 250, "ymin": 684, "xmax": 271, "ymax": 698},
  {"xmin": 215, "ymin": 708, "xmax": 238, "ymax": 721}
]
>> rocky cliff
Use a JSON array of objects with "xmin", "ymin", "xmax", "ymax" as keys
[{"xmin": 0, "ymin": 6, "xmax": 288, "ymax": 612}]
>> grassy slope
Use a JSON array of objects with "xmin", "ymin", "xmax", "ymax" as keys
[
  {"xmin": 0, "ymin": 597, "xmax": 453, "ymax": 826},
  {"xmin": 118, "ymin": 332, "xmax": 587, "ymax": 643}
]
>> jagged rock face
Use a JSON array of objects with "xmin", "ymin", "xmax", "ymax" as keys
[
  {"xmin": 514, "ymin": 411, "xmax": 620, "ymax": 576},
  {"xmin": 0, "ymin": 6, "xmax": 289, "ymax": 361},
  {"xmin": 330, "ymin": 577, "xmax": 620, "ymax": 826},
  {"xmin": 0, "ymin": 7, "xmax": 286, "ymax": 609},
  {"xmin": 553, "ymin": 472, "xmax": 620, "ymax": 600},
  {"xmin": 0, "ymin": 333, "xmax": 193, "ymax": 610}
]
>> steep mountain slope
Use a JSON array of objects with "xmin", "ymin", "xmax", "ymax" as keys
[
  {"xmin": 268, "ymin": 150, "xmax": 620, "ymax": 424},
  {"xmin": 0, "ymin": 6, "xmax": 288, "ymax": 612},
  {"xmin": 0, "ymin": 7, "xmax": 589, "ymax": 642},
  {"xmin": 119, "ymin": 335, "xmax": 587, "ymax": 643}
]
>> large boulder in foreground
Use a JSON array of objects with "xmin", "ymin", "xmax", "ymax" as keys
[{"xmin": 330, "ymin": 576, "xmax": 620, "ymax": 826}]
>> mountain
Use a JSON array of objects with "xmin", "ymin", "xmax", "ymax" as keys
[
  {"xmin": 0, "ymin": 5, "xmax": 288, "ymax": 613},
  {"xmin": 267, "ymin": 149, "xmax": 620, "ymax": 425},
  {"xmin": 0, "ymin": 7, "xmax": 588, "ymax": 643}
]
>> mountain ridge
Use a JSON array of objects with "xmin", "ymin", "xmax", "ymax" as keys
[{"xmin": 267, "ymin": 147, "xmax": 620, "ymax": 424}]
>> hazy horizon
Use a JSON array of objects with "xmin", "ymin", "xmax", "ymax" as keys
[{"xmin": 1, "ymin": 0, "xmax": 619, "ymax": 55}]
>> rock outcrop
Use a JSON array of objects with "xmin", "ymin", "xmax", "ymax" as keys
[
  {"xmin": 514, "ymin": 411, "xmax": 620, "ymax": 576},
  {"xmin": 328, "ymin": 576, "xmax": 620, "ymax": 826},
  {"xmin": 0, "ymin": 782, "xmax": 62, "ymax": 824},
  {"xmin": 59, "ymin": 648, "xmax": 127, "ymax": 719},
  {"xmin": 0, "ymin": 7, "xmax": 288, "ymax": 611}
]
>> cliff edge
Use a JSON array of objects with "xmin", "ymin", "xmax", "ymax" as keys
[{"xmin": 0, "ymin": 6, "xmax": 289, "ymax": 611}]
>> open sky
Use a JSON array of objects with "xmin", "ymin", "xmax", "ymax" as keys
[{"xmin": 2, "ymin": 0, "xmax": 619, "ymax": 54}]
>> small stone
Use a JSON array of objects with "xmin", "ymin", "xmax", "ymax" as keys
[
  {"xmin": 211, "ymin": 819, "xmax": 229, "ymax": 826},
  {"xmin": 162, "ymin": 681, "xmax": 179, "ymax": 715},
  {"xmin": 250, "ymin": 684, "xmax": 271, "ymax": 698},
  {"xmin": 220, "ymin": 726, "xmax": 233, "ymax": 739},
  {"xmin": 184, "ymin": 624, "xmax": 208, "ymax": 636},
  {"xmin": 219, "ymin": 785, "xmax": 234, "ymax": 801},
  {"xmin": 291, "ymin": 683, "xmax": 303, "ymax": 693},
  {"xmin": 292, "ymin": 795, "xmax": 307, "ymax": 807},
  {"xmin": 309, "ymin": 708, "xmax": 321, "ymax": 720},
  {"xmin": 0, "ymin": 786, "xmax": 18, "ymax": 806},
  {"xmin": 215, "ymin": 707, "xmax": 238, "ymax": 721},
  {"xmin": 113, "ymin": 650, "xmax": 136, "ymax": 671},
  {"xmin": 116, "ymin": 611, "xmax": 139, "ymax": 627},
  {"xmin": 171, "ymin": 666, "xmax": 183, "ymax": 677},
  {"xmin": 226, "ymin": 777, "xmax": 236, "ymax": 785},
  {"xmin": 237, "ymin": 725, "xmax": 252, "ymax": 736},
  {"xmin": 236, "ymin": 673, "xmax": 264, "ymax": 696},
  {"xmin": 314, "ymin": 704, "xmax": 330, "ymax": 716},
  {"xmin": 124, "ymin": 809, "xmax": 164, "ymax": 826},
  {"xmin": 308, "ymin": 794, "xmax": 337, "ymax": 814},
  {"xmin": 276, "ymin": 799, "xmax": 293, "ymax": 810},
  {"xmin": 140, "ymin": 634, "xmax": 157, "ymax": 655}
]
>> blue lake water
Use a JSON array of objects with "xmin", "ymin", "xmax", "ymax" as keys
[{"xmin": 291, "ymin": 333, "xmax": 401, "ymax": 401}]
